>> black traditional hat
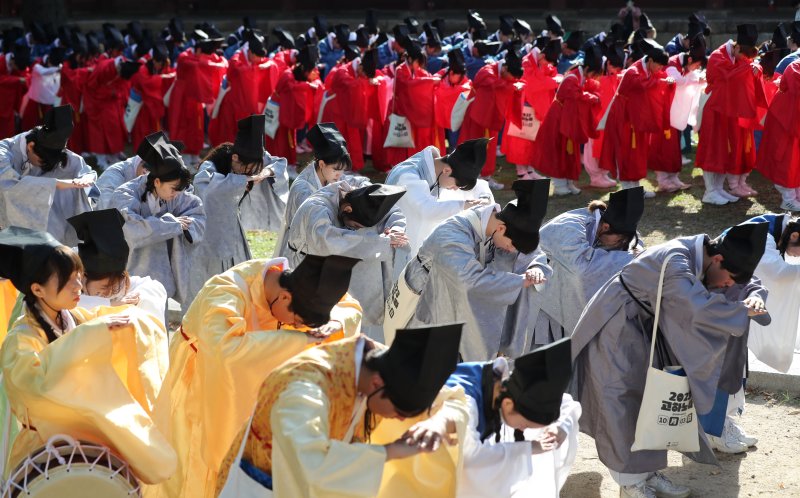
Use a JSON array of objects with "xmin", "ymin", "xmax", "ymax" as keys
[
  {"xmin": 432, "ymin": 19, "xmax": 446, "ymax": 38},
  {"xmin": 0, "ymin": 227, "xmax": 62, "ymax": 294},
  {"xmin": 543, "ymin": 39, "xmax": 562, "ymax": 64},
  {"xmin": 245, "ymin": 30, "xmax": 267, "ymax": 57},
  {"xmin": 119, "ymin": 60, "xmax": 142, "ymax": 80},
  {"xmin": 771, "ymin": 23, "xmax": 790, "ymax": 51},
  {"xmin": 344, "ymin": 44, "xmax": 360, "ymax": 61},
  {"xmin": 344, "ymin": 184, "xmax": 407, "ymax": 227},
  {"xmin": 127, "ymin": 21, "xmax": 144, "ymax": 44},
  {"xmin": 423, "ymin": 23, "xmax": 441, "ymax": 48},
  {"xmin": 475, "ymin": 40, "xmax": 501, "ymax": 57},
  {"xmin": 602, "ymin": 186, "xmax": 645, "ymax": 234},
  {"xmin": 374, "ymin": 324, "xmax": 463, "ymax": 415},
  {"xmin": 514, "ymin": 19, "xmax": 532, "ymax": 37},
  {"xmin": 307, "ymin": 122, "xmax": 348, "ymax": 161},
  {"xmin": 233, "ymin": 115, "xmax": 265, "ymax": 160},
  {"xmin": 272, "ymin": 28, "xmax": 295, "ymax": 49},
  {"xmin": 68, "ymin": 209, "xmax": 129, "ymax": 274},
  {"xmin": 545, "ymin": 15, "xmax": 564, "ymax": 37},
  {"xmin": 448, "ymin": 48, "xmax": 466, "ymax": 74},
  {"xmin": 467, "ymin": 10, "xmax": 487, "ymax": 32},
  {"xmin": 48, "ymin": 46, "xmax": 67, "ymax": 66},
  {"xmin": 103, "ymin": 23, "xmax": 125, "ymax": 51},
  {"xmin": 313, "ymin": 16, "xmax": 330, "ymax": 37},
  {"xmin": 565, "ymin": 30, "xmax": 585, "ymax": 51},
  {"xmin": 354, "ymin": 27, "xmax": 370, "ymax": 49},
  {"xmin": 688, "ymin": 12, "xmax": 711, "ymax": 38},
  {"xmin": 362, "ymin": 48, "xmax": 379, "ymax": 78},
  {"xmin": 506, "ymin": 337, "xmax": 573, "ymax": 425},
  {"xmin": 29, "ymin": 22, "xmax": 49, "ymax": 44},
  {"xmin": 12, "ymin": 43, "xmax": 32, "ymax": 70},
  {"xmin": 392, "ymin": 24, "xmax": 410, "ymax": 42},
  {"xmin": 607, "ymin": 40, "xmax": 626, "ymax": 68},
  {"xmin": 365, "ymin": 10, "xmax": 379, "ymax": 35},
  {"xmin": 737, "ymin": 24, "xmax": 759, "ymax": 47},
  {"xmin": 639, "ymin": 13, "xmax": 655, "ymax": 32},
  {"xmin": 505, "ymin": 44, "xmax": 523, "ymax": 78},
  {"xmin": 499, "ymin": 16, "xmax": 516, "ymax": 36},
  {"xmin": 689, "ymin": 34, "xmax": 707, "ymax": 64},
  {"xmin": 446, "ymin": 138, "xmax": 489, "ymax": 189},
  {"xmin": 791, "ymin": 21, "xmax": 800, "ymax": 45},
  {"xmin": 608, "ymin": 22, "xmax": 627, "ymax": 43},
  {"xmin": 71, "ymin": 31, "xmax": 88, "ymax": 56},
  {"xmin": 334, "ymin": 24, "xmax": 350, "ymax": 48},
  {"xmin": 716, "ymin": 222, "xmax": 769, "ymax": 282},
  {"xmin": 168, "ymin": 17, "xmax": 185, "ymax": 43},
  {"xmin": 497, "ymin": 179, "xmax": 550, "ymax": 254},
  {"xmin": 584, "ymin": 42, "xmax": 604, "ymax": 73},
  {"xmin": 298, "ymin": 44, "xmax": 319, "ymax": 70},
  {"xmin": 404, "ymin": 17, "xmax": 420, "ymax": 34},
  {"xmin": 152, "ymin": 40, "xmax": 169, "ymax": 62},
  {"xmin": 86, "ymin": 32, "xmax": 101, "ymax": 55},
  {"xmin": 137, "ymin": 131, "xmax": 185, "ymax": 177},
  {"xmin": 285, "ymin": 254, "xmax": 360, "ymax": 321},
  {"xmin": 36, "ymin": 105, "xmax": 74, "ymax": 152},
  {"xmin": 200, "ymin": 22, "xmax": 225, "ymax": 42}
]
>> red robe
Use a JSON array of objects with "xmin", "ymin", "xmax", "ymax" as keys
[
  {"xmin": 695, "ymin": 42, "xmax": 768, "ymax": 175},
  {"xmin": 167, "ymin": 48, "xmax": 228, "ymax": 155},
  {"xmin": 129, "ymin": 62, "xmax": 175, "ymax": 148},
  {"xmin": 755, "ymin": 74, "xmax": 780, "ymax": 131},
  {"xmin": 433, "ymin": 72, "xmax": 472, "ymax": 150},
  {"xmin": 533, "ymin": 68, "xmax": 601, "ymax": 180},
  {"xmin": 208, "ymin": 49, "xmax": 274, "ymax": 146},
  {"xmin": 756, "ymin": 61, "xmax": 800, "ymax": 188},
  {"xmin": 599, "ymin": 58, "xmax": 674, "ymax": 181},
  {"xmin": 592, "ymin": 72, "xmax": 622, "ymax": 159},
  {"xmin": 58, "ymin": 61, "xmax": 91, "ymax": 154},
  {"xmin": 502, "ymin": 52, "xmax": 558, "ymax": 165},
  {"xmin": 458, "ymin": 62, "xmax": 517, "ymax": 176},
  {"xmin": 647, "ymin": 55, "xmax": 686, "ymax": 173},
  {"xmin": 83, "ymin": 57, "xmax": 129, "ymax": 154},
  {"xmin": 265, "ymin": 68, "xmax": 323, "ymax": 165},
  {"xmin": 0, "ymin": 57, "xmax": 28, "ymax": 139},
  {"xmin": 383, "ymin": 62, "xmax": 439, "ymax": 166}
]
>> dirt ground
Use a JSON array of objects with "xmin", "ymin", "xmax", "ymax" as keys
[{"xmin": 560, "ymin": 391, "xmax": 800, "ymax": 497}]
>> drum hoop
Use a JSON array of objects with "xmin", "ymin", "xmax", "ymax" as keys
[{"xmin": 3, "ymin": 436, "xmax": 141, "ymax": 497}]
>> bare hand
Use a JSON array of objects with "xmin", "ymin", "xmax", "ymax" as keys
[
  {"xmin": 537, "ymin": 424, "xmax": 567, "ymax": 451},
  {"xmin": 105, "ymin": 314, "xmax": 131, "ymax": 329},
  {"xmin": 743, "ymin": 296, "xmax": 767, "ymax": 316},
  {"xmin": 524, "ymin": 268, "xmax": 547, "ymax": 286},
  {"xmin": 403, "ymin": 417, "xmax": 452, "ymax": 452},
  {"xmin": 111, "ymin": 292, "xmax": 140, "ymax": 307},
  {"xmin": 248, "ymin": 167, "xmax": 274, "ymax": 184},
  {"xmin": 177, "ymin": 216, "xmax": 193, "ymax": 230},
  {"xmin": 308, "ymin": 320, "xmax": 341, "ymax": 341},
  {"xmin": 663, "ymin": 77, "xmax": 676, "ymax": 85},
  {"xmin": 384, "ymin": 438, "xmax": 424, "ymax": 461},
  {"xmin": 385, "ymin": 230, "xmax": 409, "ymax": 248}
]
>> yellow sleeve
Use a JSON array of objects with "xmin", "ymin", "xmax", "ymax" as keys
[
  {"xmin": 371, "ymin": 385, "xmax": 470, "ymax": 498},
  {"xmin": 271, "ymin": 380, "xmax": 387, "ymax": 498},
  {"xmin": 0, "ymin": 308, "xmax": 176, "ymax": 484},
  {"xmin": 186, "ymin": 279, "xmax": 311, "ymax": 472}
]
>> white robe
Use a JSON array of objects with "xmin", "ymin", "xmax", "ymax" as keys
[
  {"xmin": 238, "ymin": 152, "xmax": 290, "ymax": 232},
  {"xmin": 93, "ymin": 155, "xmax": 143, "ymax": 209}
]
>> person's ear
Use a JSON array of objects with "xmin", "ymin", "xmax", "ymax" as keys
[
  {"xmin": 341, "ymin": 204, "xmax": 353, "ymax": 214},
  {"xmin": 154, "ymin": 178, "xmax": 162, "ymax": 189},
  {"xmin": 500, "ymin": 396, "xmax": 515, "ymax": 414},
  {"xmin": 495, "ymin": 223, "xmax": 507, "ymax": 236},
  {"xmin": 711, "ymin": 254, "xmax": 724, "ymax": 266},
  {"xmin": 441, "ymin": 165, "xmax": 452, "ymax": 177},
  {"xmin": 278, "ymin": 289, "xmax": 292, "ymax": 305},
  {"xmin": 370, "ymin": 371, "xmax": 384, "ymax": 392},
  {"xmin": 790, "ymin": 232, "xmax": 800, "ymax": 242},
  {"xmin": 231, "ymin": 153, "xmax": 240, "ymax": 165},
  {"xmin": 30, "ymin": 283, "xmax": 46, "ymax": 299}
]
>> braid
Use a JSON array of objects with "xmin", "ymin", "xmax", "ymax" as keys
[{"xmin": 23, "ymin": 294, "xmax": 60, "ymax": 344}]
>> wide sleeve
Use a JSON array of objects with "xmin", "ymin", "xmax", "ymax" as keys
[
  {"xmin": 172, "ymin": 192, "xmax": 206, "ymax": 245},
  {"xmin": 110, "ymin": 181, "xmax": 185, "ymax": 249},
  {"xmin": 96, "ymin": 163, "xmax": 134, "ymax": 209},
  {"xmin": 187, "ymin": 280, "xmax": 311, "ymax": 471},
  {"xmin": 271, "ymin": 380, "xmax": 387, "ymax": 498},
  {"xmin": 397, "ymin": 174, "xmax": 464, "ymax": 221},
  {"xmin": 1, "ymin": 308, "xmax": 176, "ymax": 484}
]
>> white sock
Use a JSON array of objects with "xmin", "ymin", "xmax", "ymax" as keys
[
  {"xmin": 620, "ymin": 180, "xmax": 640, "ymax": 189},
  {"xmin": 775, "ymin": 184, "xmax": 797, "ymax": 203}
]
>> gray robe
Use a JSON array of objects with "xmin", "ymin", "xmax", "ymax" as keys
[
  {"xmin": 275, "ymin": 164, "xmax": 369, "ymax": 258},
  {"xmin": 186, "ymin": 160, "xmax": 253, "ymax": 304},
  {"xmin": 501, "ymin": 208, "xmax": 640, "ymax": 356},
  {"xmin": 0, "ymin": 132, "xmax": 94, "ymax": 245},
  {"xmin": 404, "ymin": 205, "xmax": 549, "ymax": 361},
  {"xmin": 110, "ymin": 175, "xmax": 206, "ymax": 304},
  {"xmin": 238, "ymin": 152, "xmax": 290, "ymax": 232},
  {"xmin": 93, "ymin": 155, "xmax": 142, "ymax": 209},
  {"xmin": 285, "ymin": 181, "xmax": 406, "ymax": 341},
  {"xmin": 571, "ymin": 235, "xmax": 767, "ymax": 474}
]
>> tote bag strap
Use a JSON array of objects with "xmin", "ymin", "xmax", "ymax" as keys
[{"xmin": 648, "ymin": 252, "xmax": 679, "ymax": 369}]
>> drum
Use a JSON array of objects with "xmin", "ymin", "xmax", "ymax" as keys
[{"xmin": 3, "ymin": 435, "xmax": 141, "ymax": 498}]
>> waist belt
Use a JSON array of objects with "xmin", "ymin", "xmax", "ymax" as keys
[
  {"xmin": 240, "ymin": 458, "xmax": 273, "ymax": 490},
  {"xmin": 287, "ymin": 243, "xmax": 306, "ymax": 256},
  {"xmin": 180, "ymin": 326, "xmax": 198, "ymax": 353}
]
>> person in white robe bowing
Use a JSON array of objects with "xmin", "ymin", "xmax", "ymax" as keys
[
  {"xmin": 188, "ymin": 115, "xmax": 276, "ymax": 303},
  {"xmin": 502, "ymin": 187, "xmax": 646, "ymax": 356},
  {"xmin": 0, "ymin": 104, "xmax": 95, "ymax": 245},
  {"xmin": 286, "ymin": 181, "xmax": 408, "ymax": 341},
  {"xmin": 217, "ymin": 323, "xmax": 466, "ymax": 498},
  {"xmin": 110, "ymin": 132, "xmax": 206, "ymax": 305},
  {"xmin": 385, "ymin": 138, "xmax": 493, "ymax": 255},
  {"xmin": 398, "ymin": 179, "xmax": 551, "ymax": 361},
  {"xmin": 441, "ymin": 338, "xmax": 579, "ymax": 498}
]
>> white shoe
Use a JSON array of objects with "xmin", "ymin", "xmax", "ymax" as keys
[
  {"xmin": 681, "ymin": 156, "xmax": 692, "ymax": 165},
  {"xmin": 496, "ymin": 145, "xmax": 504, "ymax": 157},
  {"xmin": 718, "ymin": 189, "xmax": 740, "ymax": 202},
  {"xmin": 643, "ymin": 190, "xmax": 656, "ymax": 199},
  {"xmin": 708, "ymin": 433, "xmax": 748, "ymax": 454},
  {"xmin": 482, "ymin": 176, "xmax": 505, "ymax": 190},
  {"xmin": 553, "ymin": 186, "xmax": 572, "ymax": 196},
  {"xmin": 702, "ymin": 191, "xmax": 729, "ymax": 205},
  {"xmin": 567, "ymin": 181, "xmax": 581, "ymax": 194},
  {"xmin": 780, "ymin": 199, "xmax": 800, "ymax": 211},
  {"xmin": 646, "ymin": 472, "xmax": 691, "ymax": 498},
  {"xmin": 727, "ymin": 419, "xmax": 758, "ymax": 447},
  {"xmin": 620, "ymin": 482, "xmax": 657, "ymax": 498}
]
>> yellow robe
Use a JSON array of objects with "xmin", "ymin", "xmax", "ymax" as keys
[
  {"xmin": 0, "ymin": 279, "xmax": 18, "ymax": 345},
  {"xmin": 217, "ymin": 335, "xmax": 468, "ymax": 498},
  {"xmin": 145, "ymin": 258, "xmax": 362, "ymax": 498},
  {"xmin": 0, "ymin": 304, "xmax": 176, "ymax": 484}
]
